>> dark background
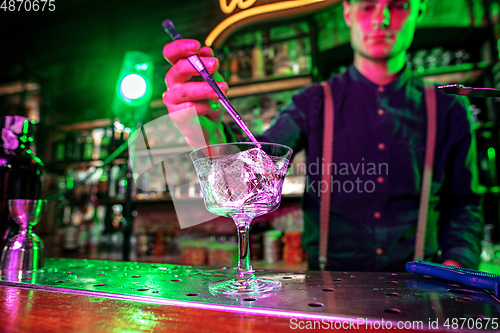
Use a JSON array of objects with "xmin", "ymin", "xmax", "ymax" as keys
[{"xmin": 0, "ymin": 0, "xmax": 226, "ymax": 124}]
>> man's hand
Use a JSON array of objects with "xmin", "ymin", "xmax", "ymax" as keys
[{"xmin": 162, "ymin": 39, "xmax": 228, "ymax": 148}]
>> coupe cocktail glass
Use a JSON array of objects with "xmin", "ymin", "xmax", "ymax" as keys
[{"xmin": 190, "ymin": 142, "xmax": 292, "ymax": 296}]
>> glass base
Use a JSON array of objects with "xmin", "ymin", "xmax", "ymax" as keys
[{"xmin": 209, "ymin": 277, "xmax": 282, "ymax": 296}]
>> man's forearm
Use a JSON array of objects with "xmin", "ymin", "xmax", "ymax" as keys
[{"xmin": 439, "ymin": 201, "xmax": 484, "ymax": 269}]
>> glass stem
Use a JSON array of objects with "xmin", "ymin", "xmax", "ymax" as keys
[
  {"xmin": 20, "ymin": 223, "xmax": 30, "ymax": 236},
  {"xmin": 234, "ymin": 217, "xmax": 254, "ymax": 280}
]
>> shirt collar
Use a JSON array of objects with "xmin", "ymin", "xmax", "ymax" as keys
[{"xmin": 347, "ymin": 64, "xmax": 412, "ymax": 92}]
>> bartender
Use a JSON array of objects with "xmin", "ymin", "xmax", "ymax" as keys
[{"xmin": 162, "ymin": 0, "xmax": 484, "ymax": 271}]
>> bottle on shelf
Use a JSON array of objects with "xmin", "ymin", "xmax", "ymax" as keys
[
  {"xmin": 77, "ymin": 219, "xmax": 90, "ymax": 255},
  {"xmin": 91, "ymin": 128, "xmax": 105, "ymax": 161},
  {"xmin": 54, "ymin": 132, "xmax": 66, "ymax": 162},
  {"xmin": 288, "ymin": 39, "xmax": 300, "ymax": 75},
  {"xmin": 99, "ymin": 204, "xmax": 117, "ymax": 259},
  {"xmin": 74, "ymin": 131, "xmax": 85, "ymax": 162},
  {"xmin": 147, "ymin": 231, "xmax": 156, "ymax": 256},
  {"xmin": 113, "ymin": 122, "xmax": 125, "ymax": 153},
  {"xmin": 119, "ymin": 128, "xmax": 131, "ymax": 159},
  {"xmin": 63, "ymin": 207, "xmax": 80, "ymax": 255},
  {"xmin": 108, "ymin": 204, "xmax": 126, "ymax": 260},
  {"xmin": 282, "ymin": 231, "xmax": 304, "ymax": 264},
  {"xmin": 76, "ymin": 195, "xmax": 97, "ymax": 255},
  {"xmin": 251, "ymin": 31, "xmax": 265, "ymax": 80},
  {"xmin": 65, "ymin": 131, "xmax": 75, "ymax": 162},
  {"xmin": 72, "ymin": 169, "xmax": 84, "ymax": 202},
  {"xmin": 116, "ymin": 164, "xmax": 128, "ymax": 200},
  {"xmin": 229, "ymin": 53, "xmax": 240, "ymax": 84},
  {"xmin": 299, "ymin": 37, "xmax": 312, "ymax": 73},
  {"xmin": 263, "ymin": 229, "xmax": 283, "ymax": 264},
  {"xmin": 108, "ymin": 165, "xmax": 121, "ymax": 199},
  {"xmin": 111, "ymin": 204, "xmax": 127, "ymax": 231},
  {"xmin": 136, "ymin": 172, "xmax": 151, "ymax": 199},
  {"xmin": 135, "ymin": 231, "xmax": 148, "ymax": 257},
  {"xmin": 79, "ymin": 167, "xmax": 95, "ymax": 203},
  {"xmin": 97, "ymin": 166, "xmax": 110, "ymax": 200},
  {"xmin": 152, "ymin": 231, "xmax": 165, "ymax": 256},
  {"xmin": 51, "ymin": 198, "xmax": 69, "ymax": 255},
  {"xmin": 148, "ymin": 164, "xmax": 166, "ymax": 199},
  {"xmin": 88, "ymin": 205, "xmax": 106, "ymax": 257},
  {"xmin": 264, "ymin": 45, "xmax": 275, "ymax": 77},
  {"xmin": 274, "ymin": 42, "xmax": 293, "ymax": 77},
  {"xmin": 238, "ymin": 50, "xmax": 253, "ymax": 81},
  {"xmin": 76, "ymin": 131, "xmax": 94, "ymax": 162},
  {"xmin": 100, "ymin": 127, "xmax": 113, "ymax": 160}
]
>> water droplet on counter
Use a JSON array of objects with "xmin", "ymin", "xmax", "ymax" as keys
[{"xmin": 308, "ymin": 303, "xmax": 323, "ymax": 307}]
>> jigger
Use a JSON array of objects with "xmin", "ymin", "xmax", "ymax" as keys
[{"xmin": 1, "ymin": 200, "xmax": 46, "ymax": 271}]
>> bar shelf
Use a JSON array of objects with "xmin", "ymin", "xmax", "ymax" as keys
[{"xmin": 226, "ymin": 75, "xmax": 312, "ymax": 98}]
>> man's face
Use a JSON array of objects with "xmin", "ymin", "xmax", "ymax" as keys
[{"xmin": 343, "ymin": 0, "xmax": 423, "ymax": 61}]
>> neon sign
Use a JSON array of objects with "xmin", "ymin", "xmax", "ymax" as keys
[
  {"xmin": 208, "ymin": 0, "xmax": 325, "ymax": 47},
  {"xmin": 219, "ymin": 0, "xmax": 258, "ymax": 14}
]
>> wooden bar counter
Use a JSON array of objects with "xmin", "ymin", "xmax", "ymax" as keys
[{"xmin": 0, "ymin": 258, "xmax": 499, "ymax": 332}]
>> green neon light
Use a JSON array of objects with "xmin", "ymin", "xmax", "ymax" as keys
[
  {"xmin": 33, "ymin": 156, "xmax": 43, "ymax": 165},
  {"xmin": 67, "ymin": 173, "xmax": 74, "ymax": 190},
  {"xmin": 488, "ymin": 147, "xmax": 497, "ymax": 185},
  {"xmin": 488, "ymin": 147, "xmax": 496, "ymax": 161},
  {"xmin": 119, "ymin": 74, "xmax": 147, "ymax": 100},
  {"xmin": 23, "ymin": 120, "xmax": 29, "ymax": 134},
  {"xmin": 135, "ymin": 63, "xmax": 148, "ymax": 71}
]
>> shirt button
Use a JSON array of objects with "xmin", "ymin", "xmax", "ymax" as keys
[
  {"xmin": 377, "ymin": 177, "xmax": 384, "ymax": 184},
  {"xmin": 378, "ymin": 86, "xmax": 385, "ymax": 93},
  {"xmin": 378, "ymin": 143, "xmax": 385, "ymax": 150},
  {"xmin": 376, "ymin": 248, "xmax": 383, "ymax": 255},
  {"xmin": 378, "ymin": 109, "xmax": 385, "ymax": 116},
  {"xmin": 374, "ymin": 212, "xmax": 381, "ymax": 219}
]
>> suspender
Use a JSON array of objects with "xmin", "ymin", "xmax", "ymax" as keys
[
  {"xmin": 414, "ymin": 82, "xmax": 437, "ymax": 261},
  {"xmin": 319, "ymin": 81, "xmax": 334, "ymax": 271},
  {"xmin": 319, "ymin": 81, "xmax": 437, "ymax": 270}
]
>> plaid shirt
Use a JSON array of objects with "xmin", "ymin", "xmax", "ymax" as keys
[{"xmin": 227, "ymin": 65, "xmax": 484, "ymax": 271}]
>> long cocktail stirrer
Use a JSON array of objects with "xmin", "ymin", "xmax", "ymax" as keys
[{"xmin": 162, "ymin": 19, "xmax": 259, "ymax": 145}]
